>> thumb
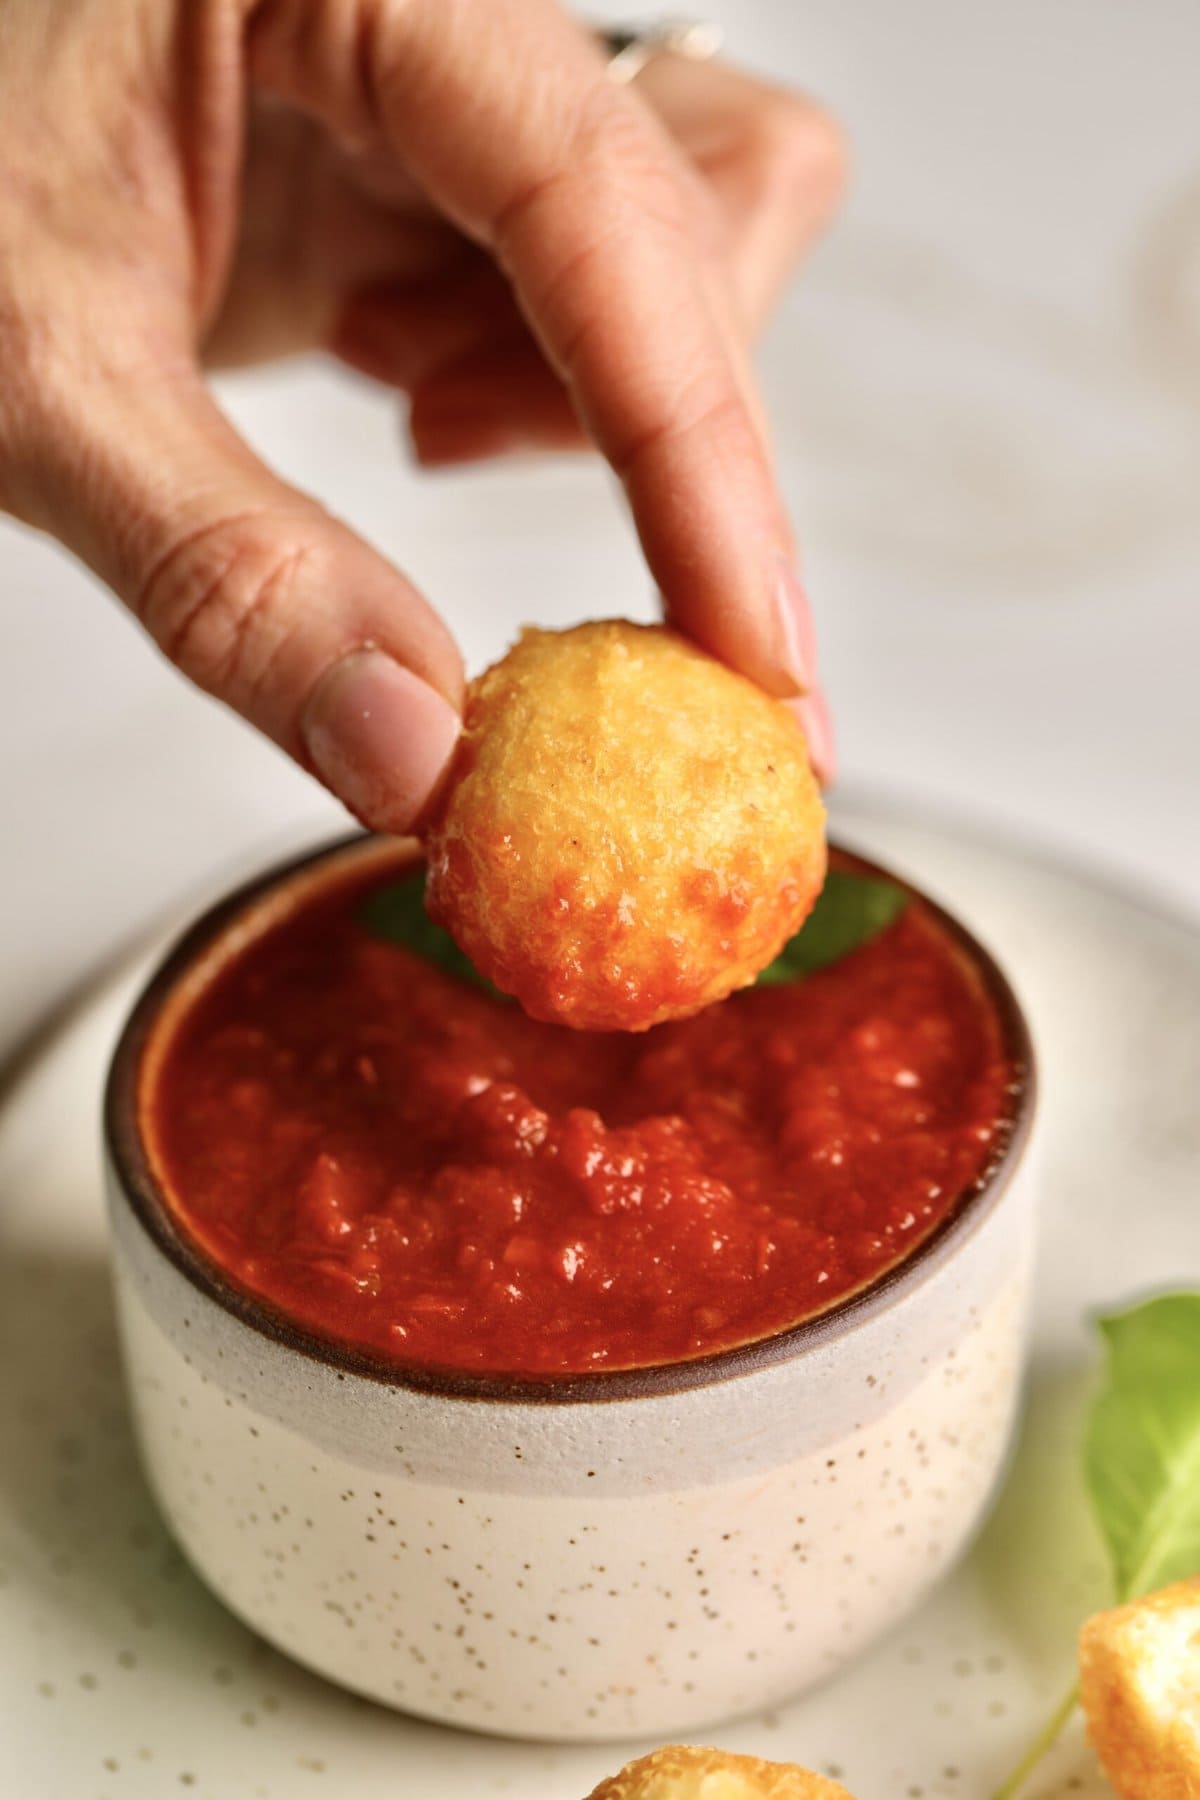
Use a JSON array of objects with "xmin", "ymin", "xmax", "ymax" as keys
[{"xmin": 29, "ymin": 370, "xmax": 464, "ymax": 835}]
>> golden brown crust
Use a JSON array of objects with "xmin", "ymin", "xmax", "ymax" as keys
[
  {"xmin": 1078, "ymin": 1577, "xmax": 1200, "ymax": 1800},
  {"xmin": 583, "ymin": 1743, "xmax": 856, "ymax": 1800},
  {"xmin": 425, "ymin": 621, "xmax": 827, "ymax": 1032}
]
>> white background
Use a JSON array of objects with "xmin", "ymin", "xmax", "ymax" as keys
[{"xmin": 3, "ymin": 0, "xmax": 1199, "ymax": 1060}]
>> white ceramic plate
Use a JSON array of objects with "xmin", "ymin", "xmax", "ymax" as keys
[{"xmin": 2, "ymin": 804, "xmax": 1198, "ymax": 1800}]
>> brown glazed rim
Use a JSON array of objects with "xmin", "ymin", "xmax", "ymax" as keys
[{"xmin": 105, "ymin": 832, "xmax": 1037, "ymax": 1405}]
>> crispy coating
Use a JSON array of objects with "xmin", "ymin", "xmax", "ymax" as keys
[
  {"xmin": 584, "ymin": 1744, "xmax": 856, "ymax": 1800},
  {"xmin": 424, "ymin": 621, "xmax": 827, "ymax": 1030},
  {"xmin": 1078, "ymin": 1577, "xmax": 1200, "ymax": 1799}
]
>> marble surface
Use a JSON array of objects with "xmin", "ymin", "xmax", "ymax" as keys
[{"xmin": 3, "ymin": 0, "xmax": 1200, "ymax": 1058}]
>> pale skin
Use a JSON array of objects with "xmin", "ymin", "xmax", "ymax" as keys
[{"xmin": 0, "ymin": 0, "xmax": 845, "ymax": 831}]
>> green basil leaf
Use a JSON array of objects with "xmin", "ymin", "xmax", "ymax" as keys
[
  {"xmin": 756, "ymin": 868, "xmax": 908, "ymax": 985},
  {"xmin": 989, "ymin": 1291, "xmax": 1200, "ymax": 1800},
  {"xmin": 359, "ymin": 871, "xmax": 503, "ymax": 996},
  {"xmin": 1084, "ymin": 1293, "xmax": 1200, "ymax": 1600},
  {"xmin": 365, "ymin": 866, "xmax": 907, "ymax": 996}
]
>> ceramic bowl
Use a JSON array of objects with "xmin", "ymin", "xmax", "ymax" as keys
[{"xmin": 104, "ymin": 834, "xmax": 1037, "ymax": 1743}]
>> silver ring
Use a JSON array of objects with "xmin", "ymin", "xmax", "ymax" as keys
[{"xmin": 599, "ymin": 18, "xmax": 724, "ymax": 83}]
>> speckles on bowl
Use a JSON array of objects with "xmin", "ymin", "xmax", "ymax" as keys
[
  {"xmin": 0, "ymin": 1238, "xmax": 375, "ymax": 1797},
  {"xmin": 112, "ymin": 1254, "xmax": 1033, "ymax": 1741}
]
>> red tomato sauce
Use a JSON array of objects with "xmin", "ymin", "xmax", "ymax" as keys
[{"xmin": 144, "ymin": 850, "xmax": 1016, "ymax": 1377}]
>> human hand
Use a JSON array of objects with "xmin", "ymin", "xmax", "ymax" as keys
[{"xmin": 0, "ymin": 0, "xmax": 844, "ymax": 830}]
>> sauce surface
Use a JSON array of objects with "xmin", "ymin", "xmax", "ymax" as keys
[{"xmin": 145, "ymin": 851, "xmax": 1016, "ymax": 1376}]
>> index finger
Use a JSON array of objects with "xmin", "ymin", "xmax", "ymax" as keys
[{"xmin": 250, "ymin": 0, "xmax": 814, "ymax": 701}]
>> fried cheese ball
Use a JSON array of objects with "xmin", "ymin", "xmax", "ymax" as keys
[
  {"xmin": 1078, "ymin": 1577, "xmax": 1200, "ymax": 1799},
  {"xmin": 424, "ymin": 621, "xmax": 827, "ymax": 1031},
  {"xmin": 584, "ymin": 1745, "xmax": 856, "ymax": 1800}
]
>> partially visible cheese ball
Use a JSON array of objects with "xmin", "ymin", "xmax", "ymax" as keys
[
  {"xmin": 585, "ymin": 1744, "xmax": 856, "ymax": 1800},
  {"xmin": 1079, "ymin": 1577, "xmax": 1200, "ymax": 1800},
  {"xmin": 423, "ymin": 620, "xmax": 826, "ymax": 1031}
]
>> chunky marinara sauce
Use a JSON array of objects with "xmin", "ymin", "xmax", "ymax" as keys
[{"xmin": 144, "ymin": 851, "xmax": 1015, "ymax": 1376}]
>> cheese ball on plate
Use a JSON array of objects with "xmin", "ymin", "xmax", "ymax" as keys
[
  {"xmin": 424, "ymin": 620, "xmax": 826, "ymax": 1031},
  {"xmin": 584, "ymin": 1744, "xmax": 855, "ymax": 1800},
  {"xmin": 1079, "ymin": 1576, "xmax": 1200, "ymax": 1799}
]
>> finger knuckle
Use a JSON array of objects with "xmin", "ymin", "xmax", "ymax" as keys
[
  {"xmin": 494, "ymin": 91, "xmax": 691, "ymax": 261},
  {"xmin": 0, "ymin": 305, "xmax": 82, "ymax": 505},
  {"xmin": 493, "ymin": 96, "xmax": 701, "ymax": 358},
  {"xmin": 586, "ymin": 94, "xmax": 689, "ymax": 208},
  {"xmin": 137, "ymin": 512, "xmax": 316, "ymax": 710},
  {"xmin": 614, "ymin": 379, "xmax": 751, "ymax": 479}
]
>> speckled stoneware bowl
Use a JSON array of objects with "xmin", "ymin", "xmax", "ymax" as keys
[{"xmin": 104, "ymin": 834, "xmax": 1037, "ymax": 1744}]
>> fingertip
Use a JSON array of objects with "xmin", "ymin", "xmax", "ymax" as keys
[
  {"xmin": 776, "ymin": 559, "xmax": 817, "ymax": 685},
  {"xmin": 301, "ymin": 648, "xmax": 462, "ymax": 835},
  {"xmin": 792, "ymin": 687, "xmax": 836, "ymax": 789},
  {"xmin": 663, "ymin": 557, "xmax": 814, "ymax": 702}
]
